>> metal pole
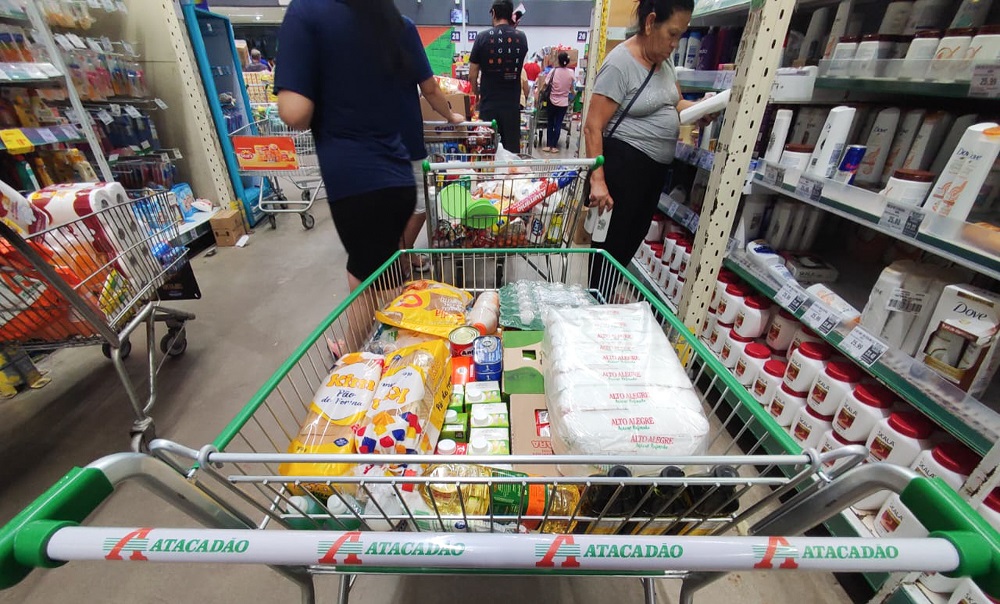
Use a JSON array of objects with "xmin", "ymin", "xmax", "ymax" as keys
[{"xmin": 462, "ymin": 0, "xmax": 468, "ymax": 53}]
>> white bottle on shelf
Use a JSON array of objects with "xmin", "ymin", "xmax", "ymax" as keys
[
  {"xmin": 899, "ymin": 30, "xmax": 943, "ymax": 79},
  {"xmin": 880, "ymin": 109, "xmax": 926, "ymax": 185},
  {"xmin": 904, "ymin": 0, "xmax": 955, "ymax": 33},
  {"xmin": 930, "ymin": 114, "xmax": 980, "ymax": 174},
  {"xmin": 764, "ymin": 109, "xmax": 794, "ymax": 163},
  {"xmin": 879, "ymin": 0, "xmax": 916, "ymax": 35},
  {"xmin": 799, "ymin": 7, "xmax": 831, "ymax": 63},
  {"xmin": 822, "ymin": 0, "xmax": 856, "ymax": 60},
  {"xmin": 806, "ymin": 106, "xmax": 856, "ymax": 179},
  {"xmin": 902, "ymin": 111, "xmax": 954, "ymax": 171},
  {"xmin": 855, "ymin": 107, "xmax": 901, "ymax": 186},
  {"xmin": 949, "ymin": 0, "xmax": 994, "ymax": 28},
  {"xmin": 925, "ymin": 123, "xmax": 1000, "ymax": 221}
]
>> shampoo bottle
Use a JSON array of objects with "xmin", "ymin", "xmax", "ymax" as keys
[
  {"xmin": 925, "ymin": 123, "xmax": 1000, "ymax": 221},
  {"xmin": 807, "ymin": 106, "xmax": 857, "ymax": 179},
  {"xmin": 855, "ymin": 107, "xmax": 901, "ymax": 186}
]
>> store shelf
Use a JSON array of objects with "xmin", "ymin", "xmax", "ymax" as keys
[
  {"xmin": 724, "ymin": 250, "xmax": 1000, "ymax": 456},
  {"xmin": 658, "ymin": 192, "xmax": 699, "ymax": 234},
  {"xmin": 751, "ymin": 162, "xmax": 1000, "ymax": 283},
  {"xmin": 175, "ymin": 208, "xmax": 218, "ymax": 246},
  {"xmin": 108, "ymin": 147, "xmax": 182, "ymax": 165},
  {"xmin": 0, "ymin": 62, "xmax": 62, "ymax": 84},
  {"xmin": 675, "ymin": 142, "xmax": 715, "ymax": 171},
  {"xmin": 0, "ymin": 125, "xmax": 83, "ymax": 152},
  {"xmin": 0, "ymin": 10, "xmax": 27, "ymax": 26},
  {"xmin": 628, "ymin": 258, "xmax": 677, "ymax": 313},
  {"xmin": 677, "ymin": 69, "xmax": 733, "ymax": 93},
  {"xmin": 815, "ymin": 76, "xmax": 975, "ymax": 100}
]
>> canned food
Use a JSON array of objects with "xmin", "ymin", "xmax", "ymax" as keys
[
  {"xmin": 449, "ymin": 326, "xmax": 480, "ymax": 357},
  {"xmin": 473, "ymin": 335, "xmax": 502, "ymax": 377}
]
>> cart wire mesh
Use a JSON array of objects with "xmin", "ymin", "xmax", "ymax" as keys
[{"xmin": 423, "ymin": 121, "xmax": 499, "ymax": 163}]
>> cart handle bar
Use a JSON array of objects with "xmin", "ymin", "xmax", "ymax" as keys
[
  {"xmin": 9, "ymin": 527, "xmax": 976, "ymax": 576},
  {"xmin": 1, "ymin": 460, "xmax": 999, "ymax": 594},
  {"xmin": 423, "ymin": 155, "xmax": 604, "ymax": 172}
]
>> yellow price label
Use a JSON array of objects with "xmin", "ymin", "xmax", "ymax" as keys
[{"xmin": 0, "ymin": 129, "xmax": 34, "ymax": 154}]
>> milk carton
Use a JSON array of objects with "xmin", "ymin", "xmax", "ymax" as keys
[{"xmin": 916, "ymin": 284, "xmax": 1000, "ymax": 397}]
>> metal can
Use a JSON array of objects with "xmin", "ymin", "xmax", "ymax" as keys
[
  {"xmin": 833, "ymin": 145, "xmax": 866, "ymax": 184},
  {"xmin": 449, "ymin": 326, "xmax": 480, "ymax": 357},
  {"xmin": 473, "ymin": 335, "xmax": 503, "ymax": 377}
]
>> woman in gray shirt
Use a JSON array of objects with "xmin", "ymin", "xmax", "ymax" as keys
[{"xmin": 583, "ymin": 0, "xmax": 697, "ymax": 282}]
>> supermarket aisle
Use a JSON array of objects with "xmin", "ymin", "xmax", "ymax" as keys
[{"xmin": 0, "ymin": 198, "xmax": 850, "ymax": 604}]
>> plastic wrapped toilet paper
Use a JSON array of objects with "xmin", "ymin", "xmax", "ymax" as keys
[{"xmin": 542, "ymin": 303, "xmax": 709, "ymax": 474}]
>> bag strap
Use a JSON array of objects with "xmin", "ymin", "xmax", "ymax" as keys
[{"xmin": 606, "ymin": 64, "xmax": 657, "ymax": 138}]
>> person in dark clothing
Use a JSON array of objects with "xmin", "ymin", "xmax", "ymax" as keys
[{"xmin": 469, "ymin": 0, "xmax": 528, "ymax": 153}]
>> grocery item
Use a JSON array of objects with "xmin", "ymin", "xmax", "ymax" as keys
[
  {"xmin": 709, "ymin": 321, "xmax": 733, "ymax": 354},
  {"xmin": 452, "ymin": 356, "xmax": 474, "ymax": 385},
  {"xmin": 280, "ymin": 352, "xmax": 385, "ymax": 495},
  {"xmin": 678, "ymin": 466, "xmax": 741, "ymax": 534},
  {"xmin": 468, "ymin": 428, "xmax": 510, "ymax": 454},
  {"xmin": 833, "ymin": 382, "xmax": 897, "ymax": 441},
  {"xmin": 734, "ymin": 295, "xmax": 774, "ymax": 338},
  {"xmin": 355, "ymin": 340, "xmax": 451, "ymax": 456},
  {"xmin": 365, "ymin": 324, "xmax": 441, "ymax": 355},
  {"xmin": 752, "ymin": 359, "xmax": 787, "ymax": 404},
  {"xmin": 784, "ymin": 341, "xmax": 834, "ymax": 392},
  {"xmin": 376, "ymin": 279, "xmax": 473, "ymax": 338},
  {"xmin": 577, "ymin": 465, "xmax": 642, "ymax": 534},
  {"xmin": 806, "ymin": 106, "xmax": 856, "ymax": 179},
  {"xmin": 765, "ymin": 310, "xmax": 799, "ymax": 352},
  {"xmin": 465, "ymin": 380, "xmax": 502, "ymax": 404},
  {"xmin": 764, "ymin": 109, "xmax": 794, "ymax": 163},
  {"xmin": 716, "ymin": 282, "xmax": 752, "ymax": 324},
  {"xmin": 787, "ymin": 326, "xmax": 824, "ymax": 358},
  {"xmin": 449, "ymin": 326, "xmax": 480, "ymax": 357},
  {"xmin": 856, "ymin": 411, "xmax": 935, "ymax": 510},
  {"xmin": 790, "ymin": 407, "xmax": 835, "ymax": 449},
  {"xmin": 498, "ymin": 280, "xmax": 596, "ymax": 331},
  {"xmin": 472, "ymin": 335, "xmax": 502, "ymax": 381},
  {"xmin": 543, "ymin": 303, "xmax": 710, "ymax": 474},
  {"xmin": 817, "ymin": 429, "xmax": 865, "ymax": 472},
  {"xmin": 441, "ymin": 410, "xmax": 469, "ymax": 442},
  {"xmin": 925, "ymin": 124, "xmax": 1000, "ymax": 221},
  {"xmin": 899, "ymin": 30, "xmax": 942, "ymax": 79},
  {"xmin": 469, "ymin": 402, "xmax": 510, "ymax": 428},
  {"xmin": 720, "ymin": 329, "xmax": 754, "ymax": 369},
  {"xmin": 807, "ymin": 360, "xmax": 862, "ymax": 415},
  {"xmin": 880, "ymin": 169, "xmax": 936, "ymax": 205},
  {"xmin": 826, "ymin": 35, "xmax": 860, "ymax": 76},
  {"xmin": 467, "ymin": 291, "xmax": 499, "ymax": 335},
  {"xmin": 769, "ymin": 383, "xmax": 809, "ymax": 427},
  {"xmin": 633, "ymin": 466, "xmax": 687, "ymax": 535},
  {"xmin": 734, "ymin": 342, "xmax": 771, "ymax": 387}
]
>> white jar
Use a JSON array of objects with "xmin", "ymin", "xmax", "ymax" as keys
[
  {"xmin": 784, "ymin": 341, "xmax": 834, "ymax": 392},
  {"xmin": 735, "ymin": 342, "xmax": 772, "ymax": 387},
  {"xmin": 827, "ymin": 35, "xmax": 860, "ymax": 76},
  {"xmin": 900, "ymin": 29, "xmax": 942, "ymax": 79},
  {"xmin": 912, "ymin": 441, "xmax": 978, "ymax": 486},
  {"xmin": 786, "ymin": 326, "xmax": 824, "ymax": 358},
  {"xmin": 668, "ymin": 239, "xmax": 687, "ymax": 272},
  {"xmin": 721, "ymin": 329, "xmax": 754, "ymax": 369},
  {"xmin": 752, "ymin": 359, "xmax": 787, "ymax": 404},
  {"xmin": 851, "ymin": 34, "xmax": 895, "ymax": 77},
  {"xmin": 807, "ymin": 360, "xmax": 863, "ymax": 415},
  {"xmin": 668, "ymin": 275, "xmax": 686, "ymax": 304},
  {"xmin": 790, "ymin": 406, "xmax": 835, "ymax": 449},
  {"xmin": 817, "ymin": 429, "xmax": 866, "ymax": 472},
  {"xmin": 946, "ymin": 577, "xmax": 995, "ymax": 604},
  {"xmin": 639, "ymin": 241, "xmax": 653, "ymax": 264},
  {"xmin": 833, "ymin": 382, "xmax": 897, "ymax": 441},
  {"xmin": 765, "ymin": 309, "xmax": 799, "ymax": 353},
  {"xmin": 657, "ymin": 261, "xmax": 672, "ymax": 289},
  {"xmin": 734, "ymin": 295, "xmax": 774, "ymax": 339},
  {"xmin": 769, "ymin": 383, "xmax": 809, "ymax": 427},
  {"xmin": 679, "ymin": 242, "xmax": 692, "ymax": 278},
  {"xmin": 926, "ymin": 27, "xmax": 975, "ymax": 81},
  {"xmin": 650, "ymin": 249, "xmax": 664, "ymax": 282},
  {"xmin": 701, "ymin": 311, "xmax": 719, "ymax": 341},
  {"xmin": 662, "ymin": 232, "xmax": 682, "ymax": 265},
  {"xmin": 716, "ymin": 283, "xmax": 751, "ymax": 324},
  {"xmin": 874, "ymin": 494, "xmax": 929, "ymax": 537},
  {"xmin": 967, "ymin": 25, "xmax": 1000, "ymax": 64},
  {"xmin": 710, "ymin": 269, "xmax": 740, "ymax": 312},
  {"xmin": 882, "ymin": 168, "xmax": 936, "ymax": 205},
  {"xmin": 856, "ymin": 411, "xmax": 936, "ymax": 510},
  {"xmin": 709, "ymin": 321, "xmax": 733, "ymax": 354},
  {"xmin": 436, "ymin": 438, "xmax": 458, "ymax": 455},
  {"xmin": 666, "ymin": 271, "xmax": 680, "ymax": 300},
  {"xmin": 648, "ymin": 244, "xmax": 664, "ymax": 272}
]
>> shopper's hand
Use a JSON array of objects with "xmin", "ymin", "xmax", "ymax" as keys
[
  {"xmin": 589, "ymin": 180, "xmax": 614, "ymax": 213},
  {"xmin": 448, "ymin": 112, "xmax": 465, "ymax": 125}
]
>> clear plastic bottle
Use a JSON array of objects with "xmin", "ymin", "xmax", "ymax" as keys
[
  {"xmin": 467, "ymin": 291, "xmax": 500, "ymax": 335},
  {"xmin": 421, "ymin": 463, "xmax": 492, "ymax": 518}
]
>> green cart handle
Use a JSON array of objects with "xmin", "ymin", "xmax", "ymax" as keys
[
  {"xmin": 0, "ymin": 466, "xmax": 113, "ymax": 588},
  {"xmin": 902, "ymin": 476, "xmax": 1000, "ymax": 595}
]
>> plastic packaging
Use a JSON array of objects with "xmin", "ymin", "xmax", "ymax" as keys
[
  {"xmin": 881, "ymin": 168, "xmax": 936, "ymax": 205},
  {"xmin": 720, "ymin": 329, "xmax": 754, "ymax": 369},
  {"xmin": 498, "ymin": 280, "xmax": 597, "ymax": 331},
  {"xmin": 925, "ymin": 124, "xmax": 1000, "ymax": 221},
  {"xmin": 779, "ymin": 144, "xmax": 815, "ymax": 187},
  {"xmin": 376, "ymin": 280, "xmax": 473, "ymax": 338},
  {"xmin": 734, "ymin": 342, "xmax": 772, "ymax": 387},
  {"xmin": 790, "ymin": 406, "xmax": 835, "ymax": 449},
  {"xmin": 826, "ymin": 35, "xmax": 860, "ymax": 76},
  {"xmin": 807, "ymin": 106, "xmax": 857, "ymax": 178},
  {"xmin": 710, "ymin": 269, "xmax": 740, "ymax": 312},
  {"xmin": 879, "ymin": 1, "xmax": 915, "ymax": 35},
  {"xmin": 949, "ymin": 0, "xmax": 994, "ymax": 28},
  {"xmin": 685, "ymin": 29, "xmax": 704, "ymax": 69},
  {"xmin": 902, "ymin": 111, "xmax": 954, "ymax": 171},
  {"xmin": 799, "ymin": 7, "xmax": 831, "ymax": 63},
  {"xmin": 881, "ymin": 109, "xmax": 927, "ymax": 186},
  {"xmin": 784, "ymin": 341, "xmax": 834, "ymax": 392},
  {"xmin": 851, "ymin": 34, "xmax": 894, "ymax": 76},
  {"xmin": 855, "ymin": 411, "xmax": 936, "ymax": 510},
  {"xmin": 592, "ymin": 208, "xmax": 612, "ymax": 243},
  {"xmin": 716, "ymin": 282, "xmax": 752, "ymax": 324},
  {"xmin": 807, "ymin": 360, "xmax": 862, "ymax": 415},
  {"xmin": 899, "ymin": 30, "xmax": 943, "ymax": 79},
  {"xmin": 679, "ymin": 89, "xmax": 731, "ymax": 125},
  {"xmin": 709, "ymin": 320, "xmax": 733, "ymax": 354},
  {"xmin": 751, "ymin": 359, "xmax": 787, "ymax": 404},
  {"xmin": 787, "ymin": 325, "xmax": 824, "ymax": 358},
  {"xmin": 468, "ymin": 290, "xmax": 500, "ymax": 335},
  {"xmin": 766, "ymin": 310, "xmax": 799, "ymax": 352},
  {"xmin": 817, "ymin": 429, "xmax": 865, "ymax": 472},
  {"xmin": 764, "ymin": 109, "xmax": 795, "ymax": 163},
  {"xmin": 768, "ymin": 383, "xmax": 809, "ymax": 427},
  {"xmin": 833, "ymin": 382, "xmax": 897, "ymax": 441},
  {"xmin": 578, "ymin": 465, "xmax": 641, "ymax": 534},
  {"xmin": 926, "ymin": 28, "xmax": 975, "ymax": 81},
  {"xmin": 904, "ymin": 0, "xmax": 953, "ymax": 33},
  {"xmin": 823, "ymin": 1, "xmax": 856, "ymax": 60},
  {"xmin": 734, "ymin": 295, "xmax": 774, "ymax": 338}
]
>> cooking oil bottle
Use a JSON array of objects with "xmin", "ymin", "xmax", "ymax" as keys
[
  {"xmin": 677, "ymin": 465, "xmax": 740, "ymax": 535},
  {"xmin": 576, "ymin": 465, "xmax": 641, "ymax": 535},
  {"xmin": 490, "ymin": 467, "xmax": 581, "ymax": 533},
  {"xmin": 420, "ymin": 464, "xmax": 492, "ymax": 518},
  {"xmin": 633, "ymin": 466, "xmax": 687, "ymax": 535}
]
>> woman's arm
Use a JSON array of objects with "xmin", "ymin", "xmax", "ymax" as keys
[
  {"xmin": 419, "ymin": 77, "xmax": 466, "ymax": 124},
  {"xmin": 583, "ymin": 93, "xmax": 620, "ymax": 212},
  {"xmin": 676, "ymin": 83, "xmax": 697, "ymax": 112},
  {"xmin": 277, "ymin": 90, "xmax": 314, "ymax": 130}
]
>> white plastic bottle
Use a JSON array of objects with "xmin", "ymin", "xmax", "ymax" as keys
[
  {"xmin": 949, "ymin": 0, "xmax": 994, "ymax": 28},
  {"xmin": 879, "ymin": 1, "xmax": 916, "ymax": 35},
  {"xmin": 822, "ymin": 1, "xmax": 856, "ymax": 60},
  {"xmin": 855, "ymin": 107, "xmax": 901, "ymax": 186},
  {"xmin": 904, "ymin": 0, "xmax": 955, "ymax": 33},
  {"xmin": 902, "ymin": 111, "xmax": 954, "ymax": 171},
  {"xmin": 764, "ymin": 109, "xmax": 795, "ymax": 164},
  {"xmin": 925, "ymin": 123, "xmax": 1000, "ymax": 220},
  {"xmin": 880, "ymin": 109, "xmax": 926, "ymax": 185},
  {"xmin": 592, "ymin": 208, "xmax": 613, "ymax": 243},
  {"xmin": 807, "ymin": 106, "xmax": 856, "ymax": 179},
  {"xmin": 930, "ymin": 114, "xmax": 981, "ymax": 174}
]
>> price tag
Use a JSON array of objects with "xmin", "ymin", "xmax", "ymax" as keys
[
  {"xmin": 775, "ymin": 283, "xmax": 809, "ymax": 314},
  {"xmin": 53, "ymin": 34, "xmax": 74, "ymax": 52},
  {"xmin": 667, "ymin": 199, "xmax": 679, "ymax": 217},
  {"xmin": 699, "ymin": 151, "xmax": 714, "ymax": 171},
  {"xmin": 122, "ymin": 42, "xmax": 135, "ymax": 56},
  {"xmin": 885, "ymin": 287, "xmax": 927, "ymax": 315},
  {"xmin": 109, "ymin": 104, "xmax": 121, "ymax": 117},
  {"xmin": 726, "ymin": 237, "xmax": 739, "ymax": 255},
  {"xmin": 129, "ymin": 145, "xmax": 141, "ymax": 153},
  {"xmin": 38, "ymin": 63, "xmax": 61, "ymax": 77},
  {"xmin": 108, "ymin": 153, "xmax": 118, "ymax": 163},
  {"xmin": 154, "ymin": 98, "xmax": 168, "ymax": 110},
  {"xmin": 124, "ymin": 105, "xmax": 142, "ymax": 119},
  {"xmin": 712, "ymin": 70, "xmax": 735, "ymax": 89},
  {"xmin": 968, "ymin": 62, "xmax": 1000, "ymax": 98},
  {"xmin": 841, "ymin": 326, "xmax": 889, "ymax": 367},
  {"xmin": 60, "ymin": 125, "xmax": 80, "ymax": 140},
  {"xmin": 795, "ymin": 174, "xmax": 824, "ymax": 202},
  {"xmin": 878, "ymin": 200, "xmax": 926, "ymax": 239},
  {"xmin": 65, "ymin": 109, "xmax": 79, "ymax": 124},
  {"xmin": 101, "ymin": 36, "xmax": 114, "ymax": 53},
  {"xmin": 762, "ymin": 163, "xmax": 785, "ymax": 187},
  {"xmin": 161, "ymin": 153, "xmax": 171, "ymax": 163},
  {"xmin": 140, "ymin": 140, "xmax": 151, "ymax": 150},
  {"xmin": 0, "ymin": 129, "xmax": 33, "ymax": 154},
  {"xmin": 0, "ymin": 67, "xmax": 9, "ymax": 81},
  {"xmin": 686, "ymin": 212, "xmax": 700, "ymax": 232},
  {"xmin": 86, "ymin": 39, "xmax": 104, "ymax": 53},
  {"xmin": 36, "ymin": 128, "xmax": 59, "ymax": 144},
  {"xmin": 96, "ymin": 110, "xmax": 113, "ymax": 125},
  {"xmin": 173, "ymin": 149, "xmax": 182, "ymax": 160},
  {"xmin": 67, "ymin": 34, "xmax": 87, "ymax": 50},
  {"xmin": 802, "ymin": 302, "xmax": 838, "ymax": 336}
]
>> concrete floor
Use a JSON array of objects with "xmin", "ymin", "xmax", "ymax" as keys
[{"xmin": 0, "ymin": 145, "xmax": 853, "ymax": 603}]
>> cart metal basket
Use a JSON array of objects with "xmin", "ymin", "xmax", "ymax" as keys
[
  {"xmin": 0, "ymin": 189, "xmax": 194, "ymax": 450},
  {"xmin": 231, "ymin": 116, "xmax": 320, "ymax": 231},
  {"xmin": 423, "ymin": 158, "xmax": 599, "ymax": 250},
  {"xmin": 520, "ymin": 108, "xmax": 537, "ymax": 155},
  {"xmin": 423, "ymin": 120, "xmax": 499, "ymax": 163},
  {"xmin": 2, "ymin": 250, "xmax": 997, "ymax": 604}
]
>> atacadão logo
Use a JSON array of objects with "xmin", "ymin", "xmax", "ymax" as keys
[
  {"xmin": 317, "ymin": 532, "xmax": 467, "ymax": 566},
  {"xmin": 104, "ymin": 528, "xmax": 249, "ymax": 561},
  {"xmin": 535, "ymin": 536, "xmax": 684, "ymax": 568}
]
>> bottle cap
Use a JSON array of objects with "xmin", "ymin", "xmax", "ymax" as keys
[
  {"xmin": 892, "ymin": 168, "xmax": 935, "ymax": 182},
  {"xmin": 744, "ymin": 295, "xmax": 772, "ymax": 310},
  {"xmin": 436, "ymin": 439, "xmax": 458, "ymax": 455},
  {"xmin": 804, "ymin": 406, "xmax": 835, "ymax": 422},
  {"xmin": 472, "ymin": 406, "xmax": 490, "ymax": 424},
  {"xmin": 608, "ymin": 465, "xmax": 632, "ymax": 477},
  {"xmin": 745, "ymin": 343, "xmax": 772, "ymax": 359},
  {"xmin": 985, "ymin": 127, "xmax": 1000, "ymax": 139},
  {"xmin": 780, "ymin": 383, "xmax": 809, "ymax": 398},
  {"xmin": 931, "ymin": 441, "xmax": 979, "ymax": 476},
  {"xmin": 853, "ymin": 382, "xmax": 896, "ymax": 408},
  {"xmin": 798, "ymin": 341, "xmax": 833, "ymax": 361},
  {"xmin": 725, "ymin": 283, "xmax": 752, "ymax": 296},
  {"xmin": 446, "ymin": 409, "xmax": 459, "ymax": 423},
  {"xmin": 728, "ymin": 330, "xmax": 754, "ymax": 343},
  {"xmin": 977, "ymin": 25, "xmax": 1000, "ymax": 35},
  {"xmin": 784, "ymin": 143, "xmax": 815, "ymax": 153},
  {"xmin": 825, "ymin": 360, "xmax": 862, "ymax": 383},
  {"xmin": 913, "ymin": 29, "xmax": 942, "ymax": 39},
  {"xmin": 717, "ymin": 269, "xmax": 739, "ymax": 284},
  {"xmin": 888, "ymin": 411, "xmax": 935, "ymax": 439},
  {"xmin": 763, "ymin": 359, "xmax": 787, "ymax": 377},
  {"xmin": 777, "ymin": 309, "xmax": 796, "ymax": 320},
  {"xmin": 659, "ymin": 466, "xmax": 685, "ymax": 478},
  {"xmin": 326, "ymin": 496, "xmax": 348, "ymax": 515},
  {"xmin": 829, "ymin": 430, "xmax": 860, "ymax": 445},
  {"xmin": 470, "ymin": 435, "xmax": 490, "ymax": 454}
]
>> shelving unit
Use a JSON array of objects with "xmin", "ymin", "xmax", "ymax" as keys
[{"xmin": 814, "ymin": 76, "xmax": 975, "ymax": 100}]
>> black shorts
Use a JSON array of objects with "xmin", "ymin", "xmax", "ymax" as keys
[
  {"xmin": 328, "ymin": 186, "xmax": 416, "ymax": 280},
  {"xmin": 480, "ymin": 106, "xmax": 522, "ymax": 154}
]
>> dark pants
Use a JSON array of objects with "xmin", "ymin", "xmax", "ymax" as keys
[
  {"xmin": 546, "ymin": 104, "xmax": 568, "ymax": 148},
  {"xmin": 589, "ymin": 137, "xmax": 670, "ymax": 292},
  {"xmin": 328, "ymin": 186, "xmax": 415, "ymax": 281},
  {"xmin": 480, "ymin": 106, "xmax": 522, "ymax": 153}
]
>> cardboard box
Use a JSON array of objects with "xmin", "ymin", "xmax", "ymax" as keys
[
  {"xmin": 544, "ymin": 48, "xmax": 580, "ymax": 68},
  {"xmin": 210, "ymin": 209, "xmax": 247, "ymax": 247},
  {"xmin": 420, "ymin": 92, "xmax": 469, "ymax": 121},
  {"xmin": 510, "ymin": 394, "xmax": 559, "ymax": 476},
  {"xmin": 502, "ymin": 331, "xmax": 545, "ymax": 395},
  {"xmin": 916, "ymin": 284, "xmax": 1000, "ymax": 397}
]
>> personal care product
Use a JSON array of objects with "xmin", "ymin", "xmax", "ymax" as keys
[
  {"xmin": 880, "ymin": 109, "xmax": 926, "ymax": 185},
  {"xmin": 949, "ymin": 0, "xmax": 994, "ymax": 28},
  {"xmin": 925, "ymin": 123, "xmax": 1000, "ymax": 221},
  {"xmin": 807, "ymin": 106, "xmax": 856, "ymax": 179},
  {"xmin": 764, "ymin": 109, "xmax": 794, "ymax": 163},
  {"xmin": 902, "ymin": 111, "xmax": 954, "ymax": 170}
]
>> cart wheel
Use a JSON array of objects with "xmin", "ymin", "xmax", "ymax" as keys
[
  {"xmin": 160, "ymin": 331, "xmax": 188, "ymax": 357},
  {"xmin": 301, "ymin": 213, "xmax": 315, "ymax": 230},
  {"xmin": 269, "ymin": 215, "xmax": 277, "ymax": 229},
  {"xmin": 102, "ymin": 339, "xmax": 132, "ymax": 360},
  {"xmin": 301, "ymin": 190, "xmax": 311, "ymax": 201}
]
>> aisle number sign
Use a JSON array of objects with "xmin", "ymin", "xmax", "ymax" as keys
[
  {"xmin": 0, "ymin": 128, "xmax": 33, "ymax": 154},
  {"xmin": 232, "ymin": 136, "xmax": 299, "ymax": 171}
]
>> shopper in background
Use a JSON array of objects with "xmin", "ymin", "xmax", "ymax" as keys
[
  {"xmin": 275, "ymin": 0, "xmax": 461, "ymax": 290},
  {"xmin": 245, "ymin": 49, "xmax": 269, "ymax": 72},
  {"xmin": 524, "ymin": 56, "xmax": 542, "ymax": 82},
  {"xmin": 541, "ymin": 52, "xmax": 576, "ymax": 153},
  {"xmin": 583, "ymin": 0, "xmax": 697, "ymax": 285},
  {"xmin": 469, "ymin": 0, "xmax": 528, "ymax": 152}
]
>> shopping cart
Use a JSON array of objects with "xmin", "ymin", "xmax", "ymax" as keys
[
  {"xmin": 0, "ymin": 190, "xmax": 194, "ymax": 450},
  {"xmin": 520, "ymin": 108, "xmax": 537, "ymax": 155},
  {"xmin": 423, "ymin": 120, "xmax": 500, "ymax": 162},
  {"xmin": 231, "ymin": 116, "xmax": 320, "ymax": 231},
  {"xmin": 2, "ymin": 249, "xmax": 998, "ymax": 604}
]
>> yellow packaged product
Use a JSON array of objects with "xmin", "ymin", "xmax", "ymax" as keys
[
  {"xmin": 356, "ymin": 340, "xmax": 452, "ymax": 457},
  {"xmin": 375, "ymin": 279, "xmax": 472, "ymax": 338},
  {"xmin": 280, "ymin": 352, "xmax": 385, "ymax": 496}
]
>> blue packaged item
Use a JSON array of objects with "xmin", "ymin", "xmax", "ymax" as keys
[
  {"xmin": 473, "ymin": 335, "xmax": 502, "ymax": 377},
  {"xmin": 171, "ymin": 183, "xmax": 197, "ymax": 221}
]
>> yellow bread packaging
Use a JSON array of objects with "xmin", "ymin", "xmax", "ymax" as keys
[{"xmin": 375, "ymin": 279, "xmax": 472, "ymax": 338}]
